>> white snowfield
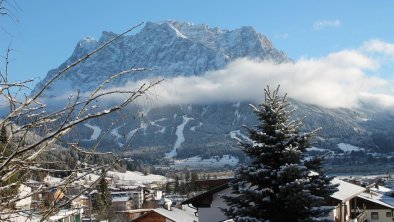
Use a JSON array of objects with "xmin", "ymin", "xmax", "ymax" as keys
[
  {"xmin": 172, "ymin": 155, "xmax": 239, "ymax": 169},
  {"xmin": 190, "ymin": 122, "xmax": 202, "ymax": 131},
  {"xmin": 110, "ymin": 124, "xmax": 124, "ymax": 140},
  {"xmin": 107, "ymin": 171, "xmax": 168, "ymax": 184},
  {"xmin": 337, "ymin": 143, "xmax": 364, "ymax": 153},
  {"xmin": 48, "ymin": 171, "xmax": 169, "ymax": 187},
  {"xmin": 306, "ymin": 147, "xmax": 327, "ymax": 152},
  {"xmin": 83, "ymin": 123, "xmax": 102, "ymax": 141},
  {"xmin": 230, "ymin": 130, "xmax": 250, "ymax": 142},
  {"xmin": 165, "ymin": 115, "xmax": 193, "ymax": 158},
  {"xmin": 150, "ymin": 118, "xmax": 167, "ymax": 134}
]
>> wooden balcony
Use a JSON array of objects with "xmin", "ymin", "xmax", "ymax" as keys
[{"xmin": 349, "ymin": 211, "xmax": 367, "ymax": 222}]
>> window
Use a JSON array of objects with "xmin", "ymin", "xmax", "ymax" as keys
[
  {"xmin": 387, "ymin": 212, "xmax": 392, "ymax": 217},
  {"xmin": 371, "ymin": 212, "xmax": 379, "ymax": 220}
]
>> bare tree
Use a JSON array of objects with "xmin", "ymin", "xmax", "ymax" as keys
[{"xmin": 0, "ymin": 18, "xmax": 162, "ymax": 221}]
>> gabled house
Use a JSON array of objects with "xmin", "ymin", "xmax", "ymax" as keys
[
  {"xmin": 182, "ymin": 183, "xmax": 229, "ymax": 222},
  {"xmin": 182, "ymin": 178, "xmax": 366, "ymax": 222},
  {"xmin": 354, "ymin": 191, "xmax": 394, "ymax": 222},
  {"xmin": 132, "ymin": 206, "xmax": 197, "ymax": 222},
  {"xmin": 326, "ymin": 178, "xmax": 366, "ymax": 222}
]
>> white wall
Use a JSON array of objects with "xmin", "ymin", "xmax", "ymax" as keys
[
  {"xmin": 198, "ymin": 188, "xmax": 230, "ymax": 222},
  {"xmin": 365, "ymin": 209, "xmax": 393, "ymax": 222}
]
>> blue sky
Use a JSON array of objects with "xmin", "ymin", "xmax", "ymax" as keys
[{"xmin": 0, "ymin": 0, "xmax": 393, "ymax": 83}]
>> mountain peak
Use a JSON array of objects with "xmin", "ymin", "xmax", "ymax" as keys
[{"xmin": 32, "ymin": 20, "xmax": 289, "ymax": 97}]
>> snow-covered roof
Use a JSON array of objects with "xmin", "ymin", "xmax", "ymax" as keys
[
  {"xmin": 331, "ymin": 178, "xmax": 365, "ymax": 201},
  {"xmin": 153, "ymin": 207, "xmax": 197, "ymax": 222},
  {"xmin": 358, "ymin": 192, "xmax": 394, "ymax": 209},
  {"xmin": 371, "ymin": 185, "xmax": 394, "ymax": 194}
]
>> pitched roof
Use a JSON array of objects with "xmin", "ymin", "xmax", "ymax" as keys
[
  {"xmin": 181, "ymin": 182, "xmax": 229, "ymax": 207},
  {"xmin": 331, "ymin": 178, "xmax": 365, "ymax": 201},
  {"xmin": 132, "ymin": 207, "xmax": 197, "ymax": 222},
  {"xmin": 357, "ymin": 192, "xmax": 394, "ymax": 209},
  {"xmin": 152, "ymin": 207, "xmax": 197, "ymax": 222}
]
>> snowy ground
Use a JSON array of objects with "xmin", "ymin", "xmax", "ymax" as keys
[
  {"xmin": 83, "ymin": 123, "xmax": 102, "ymax": 141},
  {"xmin": 171, "ymin": 155, "xmax": 239, "ymax": 169},
  {"xmin": 190, "ymin": 122, "xmax": 202, "ymax": 131},
  {"xmin": 150, "ymin": 118, "xmax": 167, "ymax": 134},
  {"xmin": 68, "ymin": 171, "xmax": 168, "ymax": 186},
  {"xmin": 337, "ymin": 143, "xmax": 364, "ymax": 153},
  {"xmin": 165, "ymin": 115, "xmax": 193, "ymax": 158},
  {"xmin": 306, "ymin": 147, "xmax": 328, "ymax": 152},
  {"xmin": 111, "ymin": 124, "xmax": 125, "ymax": 147},
  {"xmin": 107, "ymin": 171, "xmax": 168, "ymax": 184},
  {"xmin": 230, "ymin": 130, "xmax": 251, "ymax": 142}
]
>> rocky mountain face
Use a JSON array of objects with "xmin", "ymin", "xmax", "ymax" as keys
[
  {"xmin": 31, "ymin": 21, "xmax": 288, "ymax": 97},
  {"xmin": 31, "ymin": 21, "xmax": 394, "ymax": 167}
]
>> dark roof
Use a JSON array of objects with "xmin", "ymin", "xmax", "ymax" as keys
[
  {"xmin": 195, "ymin": 178, "xmax": 233, "ymax": 190},
  {"xmin": 182, "ymin": 182, "xmax": 230, "ymax": 207}
]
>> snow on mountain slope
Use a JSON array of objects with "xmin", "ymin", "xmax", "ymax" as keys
[
  {"xmin": 165, "ymin": 115, "xmax": 193, "ymax": 158},
  {"xmin": 30, "ymin": 20, "xmax": 394, "ymax": 166},
  {"xmin": 83, "ymin": 123, "xmax": 102, "ymax": 141},
  {"xmin": 31, "ymin": 21, "xmax": 288, "ymax": 98}
]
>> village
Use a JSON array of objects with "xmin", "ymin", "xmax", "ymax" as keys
[{"xmin": 6, "ymin": 170, "xmax": 394, "ymax": 222}]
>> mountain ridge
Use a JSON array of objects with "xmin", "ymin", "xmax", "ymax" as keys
[
  {"xmin": 29, "ymin": 21, "xmax": 394, "ymax": 169},
  {"xmin": 31, "ymin": 21, "xmax": 289, "ymax": 97}
]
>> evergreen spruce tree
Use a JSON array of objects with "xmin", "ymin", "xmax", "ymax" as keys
[
  {"xmin": 222, "ymin": 86, "xmax": 337, "ymax": 222},
  {"xmin": 0, "ymin": 125, "xmax": 21, "ymax": 208},
  {"xmin": 94, "ymin": 171, "xmax": 113, "ymax": 220}
]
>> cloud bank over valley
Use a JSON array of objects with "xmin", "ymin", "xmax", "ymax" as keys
[{"xmin": 105, "ymin": 40, "xmax": 394, "ymax": 110}]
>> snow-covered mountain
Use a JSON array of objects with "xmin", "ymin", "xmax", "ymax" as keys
[
  {"xmin": 31, "ymin": 21, "xmax": 394, "ymax": 168},
  {"xmin": 32, "ymin": 20, "xmax": 288, "ymax": 97}
]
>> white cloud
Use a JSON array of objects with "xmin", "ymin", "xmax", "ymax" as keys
[
  {"xmin": 313, "ymin": 19, "xmax": 341, "ymax": 30},
  {"xmin": 52, "ymin": 40, "xmax": 394, "ymax": 111},
  {"xmin": 362, "ymin": 39, "xmax": 394, "ymax": 59},
  {"xmin": 102, "ymin": 46, "xmax": 394, "ymax": 110}
]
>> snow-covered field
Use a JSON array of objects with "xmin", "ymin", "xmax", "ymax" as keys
[
  {"xmin": 172, "ymin": 155, "xmax": 239, "ymax": 169},
  {"xmin": 337, "ymin": 143, "xmax": 364, "ymax": 153},
  {"xmin": 68, "ymin": 171, "xmax": 168, "ymax": 186},
  {"xmin": 306, "ymin": 147, "xmax": 327, "ymax": 152},
  {"xmin": 107, "ymin": 171, "xmax": 168, "ymax": 184}
]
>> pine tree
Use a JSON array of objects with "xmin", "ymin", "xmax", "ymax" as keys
[
  {"xmin": 94, "ymin": 171, "xmax": 113, "ymax": 220},
  {"xmin": 222, "ymin": 86, "xmax": 337, "ymax": 222}
]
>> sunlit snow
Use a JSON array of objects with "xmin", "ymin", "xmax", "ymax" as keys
[
  {"xmin": 165, "ymin": 115, "xmax": 193, "ymax": 158},
  {"xmin": 337, "ymin": 143, "xmax": 364, "ymax": 153},
  {"xmin": 83, "ymin": 123, "xmax": 102, "ymax": 141}
]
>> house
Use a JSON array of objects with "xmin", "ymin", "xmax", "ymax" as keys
[
  {"xmin": 112, "ymin": 209, "xmax": 151, "ymax": 222},
  {"xmin": 132, "ymin": 206, "xmax": 197, "ymax": 222},
  {"xmin": 181, "ymin": 183, "xmax": 230, "ymax": 222},
  {"xmin": 112, "ymin": 196, "xmax": 134, "ymax": 211},
  {"xmin": 112, "ymin": 186, "xmax": 145, "ymax": 209},
  {"xmin": 326, "ymin": 178, "xmax": 366, "ymax": 222},
  {"xmin": 182, "ymin": 178, "xmax": 366, "ymax": 222},
  {"xmin": 353, "ymin": 190, "xmax": 394, "ymax": 222}
]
